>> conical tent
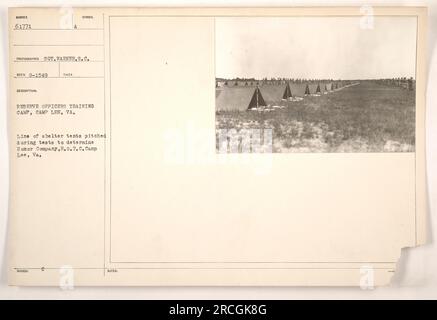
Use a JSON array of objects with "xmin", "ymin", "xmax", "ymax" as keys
[
  {"xmin": 324, "ymin": 84, "xmax": 328, "ymax": 92},
  {"xmin": 248, "ymin": 87, "xmax": 266, "ymax": 109},
  {"xmin": 316, "ymin": 84, "xmax": 321, "ymax": 94},
  {"xmin": 408, "ymin": 78, "xmax": 414, "ymax": 91},
  {"xmin": 304, "ymin": 84, "xmax": 310, "ymax": 95},
  {"xmin": 282, "ymin": 83, "xmax": 293, "ymax": 100}
]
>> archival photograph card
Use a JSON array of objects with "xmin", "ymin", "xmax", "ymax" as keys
[{"xmin": 7, "ymin": 6, "xmax": 427, "ymax": 286}]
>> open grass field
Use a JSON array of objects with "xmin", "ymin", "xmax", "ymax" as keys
[{"xmin": 215, "ymin": 81, "xmax": 415, "ymax": 152}]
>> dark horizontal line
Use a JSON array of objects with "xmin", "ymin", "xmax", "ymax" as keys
[
  {"xmin": 13, "ymin": 60, "xmax": 104, "ymax": 63},
  {"xmin": 108, "ymin": 15, "xmax": 419, "ymax": 18},
  {"xmin": 14, "ymin": 76, "xmax": 104, "ymax": 79},
  {"xmin": 214, "ymin": 152, "xmax": 415, "ymax": 154},
  {"xmin": 109, "ymin": 261, "xmax": 396, "ymax": 264},
  {"xmin": 13, "ymin": 267, "xmax": 394, "ymax": 270},
  {"xmin": 14, "ymin": 267, "xmax": 101, "ymax": 270},
  {"xmin": 13, "ymin": 28, "xmax": 103, "ymax": 31},
  {"xmin": 13, "ymin": 44, "xmax": 103, "ymax": 47}
]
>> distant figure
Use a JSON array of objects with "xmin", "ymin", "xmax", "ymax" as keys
[
  {"xmin": 305, "ymin": 84, "xmax": 310, "ymax": 95},
  {"xmin": 408, "ymin": 77, "xmax": 414, "ymax": 91}
]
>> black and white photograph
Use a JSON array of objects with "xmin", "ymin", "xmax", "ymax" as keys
[
  {"xmin": 215, "ymin": 17, "xmax": 417, "ymax": 153},
  {"xmin": 2, "ymin": 2, "xmax": 434, "ymax": 299}
]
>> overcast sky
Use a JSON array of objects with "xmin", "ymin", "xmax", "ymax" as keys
[{"xmin": 216, "ymin": 17, "xmax": 417, "ymax": 80}]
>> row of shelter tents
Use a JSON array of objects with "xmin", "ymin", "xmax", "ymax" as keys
[
  {"xmin": 375, "ymin": 77, "xmax": 415, "ymax": 91},
  {"xmin": 216, "ymin": 80, "xmax": 357, "ymax": 111},
  {"xmin": 216, "ymin": 78, "xmax": 337, "ymax": 87}
]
